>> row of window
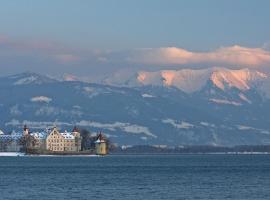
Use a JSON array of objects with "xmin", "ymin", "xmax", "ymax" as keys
[
  {"xmin": 48, "ymin": 139, "xmax": 74, "ymax": 143},
  {"xmin": 51, "ymin": 147, "xmax": 63, "ymax": 151},
  {"xmin": 50, "ymin": 147, "xmax": 75, "ymax": 151},
  {"xmin": 49, "ymin": 143, "xmax": 75, "ymax": 147}
]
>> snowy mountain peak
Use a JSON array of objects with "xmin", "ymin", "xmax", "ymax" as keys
[
  {"xmin": 63, "ymin": 74, "xmax": 79, "ymax": 82},
  {"xmin": 210, "ymin": 68, "xmax": 267, "ymax": 91},
  {"xmin": 137, "ymin": 68, "xmax": 211, "ymax": 93},
  {"xmin": 135, "ymin": 68, "xmax": 268, "ymax": 93},
  {"xmin": 6, "ymin": 72, "xmax": 58, "ymax": 85}
]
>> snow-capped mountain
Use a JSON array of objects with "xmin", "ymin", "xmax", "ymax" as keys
[
  {"xmin": 105, "ymin": 67, "xmax": 268, "ymax": 94},
  {"xmin": 1, "ymin": 69, "xmax": 270, "ymax": 146},
  {"xmin": 0, "ymin": 72, "xmax": 57, "ymax": 86}
]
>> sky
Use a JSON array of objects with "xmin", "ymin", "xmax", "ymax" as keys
[{"xmin": 0, "ymin": 0, "xmax": 270, "ymax": 79}]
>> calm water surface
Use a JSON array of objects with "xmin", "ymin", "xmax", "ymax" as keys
[{"xmin": 0, "ymin": 154, "xmax": 270, "ymax": 200}]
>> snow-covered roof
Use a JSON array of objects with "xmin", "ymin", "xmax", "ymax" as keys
[
  {"xmin": 11, "ymin": 131, "xmax": 23, "ymax": 136},
  {"xmin": 60, "ymin": 131, "xmax": 75, "ymax": 140},
  {"xmin": 95, "ymin": 133, "xmax": 106, "ymax": 144},
  {"xmin": 0, "ymin": 134, "xmax": 21, "ymax": 140},
  {"xmin": 95, "ymin": 139, "xmax": 105, "ymax": 144},
  {"xmin": 30, "ymin": 132, "xmax": 47, "ymax": 139}
]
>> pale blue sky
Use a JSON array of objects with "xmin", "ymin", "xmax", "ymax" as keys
[
  {"xmin": 0, "ymin": 0, "xmax": 270, "ymax": 77},
  {"xmin": 1, "ymin": 0, "xmax": 269, "ymax": 50}
]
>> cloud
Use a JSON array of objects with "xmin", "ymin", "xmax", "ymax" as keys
[
  {"xmin": 1, "ymin": 34, "xmax": 270, "ymax": 78},
  {"xmin": 54, "ymin": 54, "xmax": 81, "ymax": 64},
  {"xmin": 0, "ymin": 35, "xmax": 87, "ymax": 75},
  {"xmin": 0, "ymin": 35, "xmax": 67, "ymax": 52},
  {"xmin": 127, "ymin": 46, "xmax": 270, "ymax": 67},
  {"xmin": 0, "ymin": 35, "xmax": 9, "ymax": 43}
]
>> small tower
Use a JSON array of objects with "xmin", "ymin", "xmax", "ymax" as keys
[
  {"xmin": 71, "ymin": 126, "xmax": 80, "ymax": 137},
  {"xmin": 95, "ymin": 132, "xmax": 107, "ymax": 155},
  {"xmin": 72, "ymin": 126, "xmax": 81, "ymax": 152},
  {"xmin": 23, "ymin": 125, "xmax": 29, "ymax": 135}
]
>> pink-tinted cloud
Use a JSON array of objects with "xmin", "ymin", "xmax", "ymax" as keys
[
  {"xmin": 0, "ymin": 35, "xmax": 72, "ymax": 53},
  {"xmin": 128, "ymin": 45, "xmax": 270, "ymax": 67},
  {"xmin": 0, "ymin": 35, "xmax": 9, "ymax": 44},
  {"xmin": 1, "ymin": 34, "xmax": 270, "ymax": 78},
  {"xmin": 54, "ymin": 54, "xmax": 81, "ymax": 64}
]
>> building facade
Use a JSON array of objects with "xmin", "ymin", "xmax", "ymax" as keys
[
  {"xmin": 0, "ymin": 132, "xmax": 22, "ymax": 152},
  {"xmin": 46, "ymin": 127, "xmax": 81, "ymax": 152}
]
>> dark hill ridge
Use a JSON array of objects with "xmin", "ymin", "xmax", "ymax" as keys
[{"xmin": 1, "ymin": 71, "xmax": 270, "ymax": 146}]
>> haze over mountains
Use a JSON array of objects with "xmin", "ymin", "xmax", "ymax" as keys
[{"xmin": 1, "ymin": 67, "xmax": 270, "ymax": 146}]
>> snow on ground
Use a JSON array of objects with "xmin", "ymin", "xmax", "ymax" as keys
[
  {"xmin": 142, "ymin": 93, "xmax": 155, "ymax": 98},
  {"xmin": 239, "ymin": 93, "xmax": 252, "ymax": 104},
  {"xmin": 77, "ymin": 120, "xmax": 157, "ymax": 138},
  {"xmin": 162, "ymin": 119, "xmax": 194, "ymax": 129},
  {"xmin": 237, "ymin": 125, "xmax": 270, "ymax": 134},
  {"xmin": 200, "ymin": 122, "xmax": 216, "ymax": 128},
  {"xmin": 5, "ymin": 119, "xmax": 72, "ymax": 129},
  {"xmin": 237, "ymin": 125, "xmax": 254, "ymax": 130},
  {"xmin": 5, "ymin": 119, "xmax": 157, "ymax": 139},
  {"xmin": 0, "ymin": 152, "xmax": 25, "ymax": 157},
  {"xmin": 14, "ymin": 76, "xmax": 38, "ymax": 85},
  {"xmin": 10, "ymin": 104, "xmax": 22, "ymax": 116},
  {"xmin": 140, "ymin": 136, "xmax": 148, "ymax": 140},
  {"xmin": 209, "ymin": 98, "xmax": 242, "ymax": 106},
  {"xmin": 31, "ymin": 96, "xmax": 52, "ymax": 103}
]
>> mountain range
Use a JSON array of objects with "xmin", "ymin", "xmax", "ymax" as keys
[{"xmin": 1, "ymin": 67, "xmax": 270, "ymax": 146}]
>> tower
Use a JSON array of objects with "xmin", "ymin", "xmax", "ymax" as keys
[
  {"xmin": 95, "ymin": 132, "xmax": 107, "ymax": 155},
  {"xmin": 23, "ymin": 125, "xmax": 29, "ymax": 135},
  {"xmin": 72, "ymin": 126, "xmax": 81, "ymax": 152}
]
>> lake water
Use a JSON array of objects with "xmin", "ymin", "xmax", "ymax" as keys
[{"xmin": 0, "ymin": 154, "xmax": 270, "ymax": 200}]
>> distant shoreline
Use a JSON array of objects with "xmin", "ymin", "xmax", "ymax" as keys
[
  {"xmin": 0, "ymin": 152, "xmax": 101, "ymax": 157},
  {"xmin": 110, "ymin": 152, "xmax": 270, "ymax": 155},
  {"xmin": 1, "ymin": 152, "xmax": 270, "ymax": 157}
]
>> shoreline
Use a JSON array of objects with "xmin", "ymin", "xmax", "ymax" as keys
[
  {"xmin": 1, "ymin": 152, "xmax": 270, "ymax": 157},
  {"xmin": 0, "ymin": 152, "xmax": 101, "ymax": 157}
]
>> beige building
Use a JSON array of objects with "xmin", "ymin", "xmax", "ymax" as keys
[
  {"xmin": 46, "ymin": 127, "xmax": 81, "ymax": 152},
  {"xmin": 95, "ymin": 133, "xmax": 107, "ymax": 155}
]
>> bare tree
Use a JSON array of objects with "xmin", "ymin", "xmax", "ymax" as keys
[{"xmin": 19, "ymin": 135, "xmax": 37, "ymax": 152}]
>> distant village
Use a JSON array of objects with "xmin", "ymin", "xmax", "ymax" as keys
[
  {"xmin": 0, "ymin": 125, "xmax": 109, "ymax": 155},
  {"xmin": 3, "ymin": 126, "xmax": 270, "ymax": 155}
]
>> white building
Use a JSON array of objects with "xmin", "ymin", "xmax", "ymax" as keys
[{"xmin": 0, "ymin": 131, "xmax": 23, "ymax": 152}]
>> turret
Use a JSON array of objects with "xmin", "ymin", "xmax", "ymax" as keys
[
  {"xmin": 95, "ymin": 132, "xmax": 107, "ymax": 155},
  {"xmin": 23, "ymin": 125, "xmax": 29, "ymax": 135},
  {"xmin": 72, "ymin": 126, "xmax": 80, "ymax": 137},
  {"xmin": 72, "ymin": 126, "xmax": 81, "ymax": 152}
]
